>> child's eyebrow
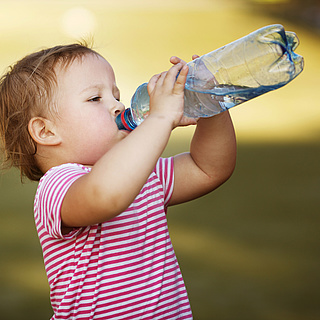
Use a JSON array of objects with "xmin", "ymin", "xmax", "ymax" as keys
[{"xmin": 80, "ymin": 84, "xmax": 104, "ymax": 94}]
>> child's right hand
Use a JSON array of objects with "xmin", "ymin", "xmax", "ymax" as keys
[{"xmin": 146, "ymin": 62, "xmax": 196, "ymax": 129}]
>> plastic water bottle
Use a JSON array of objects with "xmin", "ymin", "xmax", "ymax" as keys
[{"xmin": 116, "ymin": 24, "xmax": 304, "ymax": 131}]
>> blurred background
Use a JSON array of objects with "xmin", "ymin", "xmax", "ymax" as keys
[{"xmin": 0, "ymin": 0, "xmax": 319, "ymax": 319}]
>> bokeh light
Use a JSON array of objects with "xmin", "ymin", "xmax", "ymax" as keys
[{"xmin": 60, "ymin": 6, "xmax": 96, "ymax": 39}]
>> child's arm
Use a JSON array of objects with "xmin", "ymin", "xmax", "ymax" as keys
[
  {"xmin": 166, "ymin": 56, "xmax": 237, "ymax": 205},
  {"xmin": 169, "ymin": 111, "xmax": 237, "ymax": 206},
  {"xmin": 61, "ymin": 63, "xmax": 195, "ymax": 229}
]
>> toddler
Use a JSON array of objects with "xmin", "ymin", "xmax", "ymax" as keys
[{"xmin": 0, "ymin": 43, "xmax": 237, "ymax": 320}]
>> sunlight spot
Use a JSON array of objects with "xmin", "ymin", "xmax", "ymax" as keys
[{"xmin": 61, "ymin": 7, "xmax": 96, "ymax": 39}]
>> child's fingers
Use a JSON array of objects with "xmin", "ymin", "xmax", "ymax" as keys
[
  {"xmin": 170, "ymin": 56, "xmax": 187, "ymax": 66},
  {"xmin": 147, "ymin": 72, "xmax": 165, "ymax": 94},
  {"xmin": 173, "ymin": 64, "xmax": 188, "ymax": 95},
  {"xmin": 150, "ymin": 63, "xmax": 182, "ymax": 91},
  {"xmin": 159, "ymin": 62, "xmax": 187, "ymax": 94},
  {"xmin": 157, "ymin": 71, "xmax": 168, "ymax": 86},
  {"xmin": 164, "ymin": 62, "xmax": 184, "ymax": 83},
  {"xmin": 178, "ymin": 115, "xmax": 199, "ymax": 127},
  {"xmin": 171, "ymin": 55, "xmax": 199, "ymax": 65},
  {"xmin": 148, "ymin": 62, "xmax": 185, "ymax": 94}
]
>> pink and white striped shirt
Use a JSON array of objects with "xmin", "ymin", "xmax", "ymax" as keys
[{"xmin": 34, "ymin": 158, "xmax": 193, "ymax": 320}]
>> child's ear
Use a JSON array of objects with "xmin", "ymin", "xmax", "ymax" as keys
[{"xmin": 28, "ymin": 117, "xmax": 62, "ymax": 146}]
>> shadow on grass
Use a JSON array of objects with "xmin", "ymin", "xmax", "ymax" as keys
[
  {"xmin": 166, "ymin": 140, "xmax": 320, "ymax": 320},
  {"xmin": 0, "ymin": 141, "xmax": 319, "ymax": 320}
]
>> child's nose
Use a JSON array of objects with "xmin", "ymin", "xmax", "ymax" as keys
[{"xmin": 112, "ymin": 100, "xmax": 125, "ymax": 117}]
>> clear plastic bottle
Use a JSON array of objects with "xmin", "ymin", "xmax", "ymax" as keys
[{"xmin": 116, "ymin": 24, "xmax": 304, "ymax": 131}]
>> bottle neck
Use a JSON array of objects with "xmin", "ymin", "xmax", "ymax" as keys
[{"xmin": 115, "ymin": 108, "xmax": 137, "ymax": 131}]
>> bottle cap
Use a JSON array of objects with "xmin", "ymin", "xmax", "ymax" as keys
[{"xmin": 115, "ymin": 109, "xmax": 137, "ymax": 131}]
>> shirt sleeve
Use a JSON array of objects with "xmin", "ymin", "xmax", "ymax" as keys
[
  {"xmin": 34, "ymin": 163, "xmax": 90, "ymax": 240},
  {"xmin": 154, "ymin": 157, "xmax": 174, "ymax": 207}
]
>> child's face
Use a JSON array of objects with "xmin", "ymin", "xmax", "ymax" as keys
[{"xmin": 53, "ymin": 53, "xmax": 128, "ymax": 165}]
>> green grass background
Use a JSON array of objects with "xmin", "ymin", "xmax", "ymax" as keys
[{"xmin": 0, "ymin": 1, "xmax": 319, "ymax": 319}]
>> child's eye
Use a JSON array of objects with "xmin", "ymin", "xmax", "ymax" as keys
[{"xmin": 88, "ymin": 96, "xmax": 101, "ymax": 102}]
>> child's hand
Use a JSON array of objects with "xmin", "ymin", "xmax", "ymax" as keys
[
  {"xmin": 169, "ymin": 55, "xmax": 200, "ymax": 128},
  {"xmin": 170, "ymin": 55, "xmax": 200, "ymax": 66},
  {"xmin": 147, "ymin": 62, "xmax": 189, "ymax": 129}
]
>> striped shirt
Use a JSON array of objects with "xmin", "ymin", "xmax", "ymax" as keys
[{"xmin": 34, "ymin": 158, "xmax": 193, "ymax": 320}]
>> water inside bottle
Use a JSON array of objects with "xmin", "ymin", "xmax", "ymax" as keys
[
  {"xmin": 124, "ymin": 25, "xmax": 304, "ymax": 125},
  {"xmin": 183, "ymin": 83, "xmax": 282, "ymax": 118}
]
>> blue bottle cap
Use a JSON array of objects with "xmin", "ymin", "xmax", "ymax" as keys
[{"xmin": 115, "ymin": 109, "xmax": 137, "ymax": 131}]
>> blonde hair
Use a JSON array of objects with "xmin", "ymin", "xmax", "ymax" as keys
[{"xmin": 0, "ymin": 43, "xmax": 100, "ymax": 181}]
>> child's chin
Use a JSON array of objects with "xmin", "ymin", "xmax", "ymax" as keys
[{"xmin": 120, "ymin": 129, "xmax": 131, "ymax": 136}]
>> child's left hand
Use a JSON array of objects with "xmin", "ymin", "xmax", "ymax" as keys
[
  {"xmin": 147, "ymin": 60, "xmax": 197, "ymax": 129},
  {"xmin": 169, "ymin": 55, "xmax": 200, "ymax": 128}
]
